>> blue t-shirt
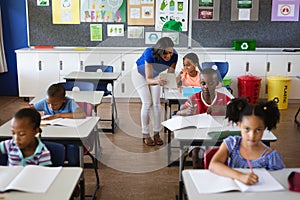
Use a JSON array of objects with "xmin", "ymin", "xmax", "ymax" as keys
[
  {"xmin": 136, "ymin": 47, "xmax": 178, "ymax": 78},
  {"xmin": 224, "ymin": 136, "xmax": 285, "ymax": 170},
  {"xmin": 34, "ymin": 96, "xmax": 79, "ymax": 115}
]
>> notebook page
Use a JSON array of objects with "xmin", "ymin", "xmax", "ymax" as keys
[
  {"xmin": 0, "ymin": 166, "xmax": 23, "ymax": 192},
  {"xmin": 160, "ymin": 73, "xmax": 177, "ymax": 89},
  {"xmin": 6, "ymin": 166, "xmax": 62, "ymax": 193},
  {"xmin": 184, "ymin": 113, "xmax": 223, "ymax": 128},
  {"xmin": 189, "ymin": 170, "xmax": 240, "ymax": 194},
  {"xmin": 41, "ymin": 118, "xmax": 90, "ymax": 127},
  {"xmin": 234, "ymin": 168, "xmax": 284, "ymax": 192},
  {"xmin": 161, "ymin": 116, "xmax": 195, "ymax": 131}
]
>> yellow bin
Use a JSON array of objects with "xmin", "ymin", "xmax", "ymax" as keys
[{"xmin": 267, "ymin": 76, "xmax": 291, "ymax": 109}]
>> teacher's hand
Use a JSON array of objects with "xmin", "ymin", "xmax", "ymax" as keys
[{"xmin": 157, "ymin": 77, "xmax": 167, "ymax": 86}]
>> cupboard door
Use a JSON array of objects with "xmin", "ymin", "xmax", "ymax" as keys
[
  {"xmin": 225, "ymin": 54, "xmax": 247, "ymax": 77},
  {"xmin": 37, "ymin": 53, "xmax": 60, "ymax": 94},
  {"xmin": 204, "ymin": 54, "xmax": 226, "ymax": 62},
  {"xmin": 266, "ymin": 55, "xmax": 288, "ymax": 76},
  {"xmin": 286, "ymin": 55, "xmax": 300, "ymax": 76},
  {"xmin": 17, "ymin": 52, "xmax": 39, "ymax": 97},
  {"xmin": 289, "ymin": 78, "xmax": 300, "ymax": 99},
  {"xmin": 246, "ymin": 55, "xmax": 267, "ymax": 76},
  {"xmin": 59, "ymin": 53, "xmax": 80, "ymax": 76}
]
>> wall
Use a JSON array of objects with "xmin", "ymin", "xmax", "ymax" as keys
[{"xmin": 0, "ymin": 0, "xmax": 28, "ymax": 95}]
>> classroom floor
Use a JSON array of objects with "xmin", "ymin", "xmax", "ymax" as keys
[{"xmin": 0, "ymin": 96, "xmax": 300, "ymax": 200}]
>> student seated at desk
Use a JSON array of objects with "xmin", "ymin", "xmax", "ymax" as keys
[
  {"xmin": 0, "ymin": 108, "xmax": 52, "ymax": 166},
  {"xmin": 209, "ymin": 98, "xmax": 285, "ymax": 185},
  {"xmin": 32, "ymin": 83, "xmax": 86, "ymax": 166},
  {"xmin": 176, "ymin": 68, "xmax": 232, "ymax": 169}
]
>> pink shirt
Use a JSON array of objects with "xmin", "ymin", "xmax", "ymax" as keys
[{"xmin": 180, "ymin": 70, "xmax": 200, "ymax": 87}]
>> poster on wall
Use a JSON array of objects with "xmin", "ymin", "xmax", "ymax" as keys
[
  {"xmin": 128, "ymin": 26, "xmax": 145, "ymax": 38},
  {"xmin": 107, "ymin": 24, "xmax": 125, "ymax": 36},
  {"xmin": 37, "ymin": 0, "xmax": 49, "ymax": 6},
  {"xmin": 271, "ymin": 0, "xmax": 300, "ymax": 21},
  {"xmin": 128, "ymin": 0, "xmax": 155, "ymax": 25},
  {"xmin": 162, "ymin": 32, "xmax": 179, "ymax": 44},
  {"xmin": 81, "ymin": 0, "xmax": 126, "ymax": 22},
  {"xmin": 145, "ymin": 32, "xmax": 162, "ymax": 44},
  {"xmin": 155, "ymin": 0, "xmax": 189, "ymax": 31},
  {"xmin": 90, "ymin": 24, "xmax": 103, "ymax": 41},
  {"xmin": 192, "ymin": 0, "xmax": 220, "ymax": 21},
  {"xmin": 231, "ymin": 0, "xmax": 259, "ymax": 21},
  {"xmin": 52, "ymin": 0, "xmax": 80, "ymax": 24}
]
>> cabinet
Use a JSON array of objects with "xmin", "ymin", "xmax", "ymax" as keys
[{"xmin": 15, "ymin": 48, "xmax": 300, "ymax": 100}]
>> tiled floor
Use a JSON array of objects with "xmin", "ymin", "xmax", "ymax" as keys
[{"xmin": 0, "ymin": 96, "xmax": 299, "ymax": 200}]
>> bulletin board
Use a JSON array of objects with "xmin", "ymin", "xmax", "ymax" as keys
[{"xmin": 27, "ymin": 0, "xmax": 300, "ymax": 47}]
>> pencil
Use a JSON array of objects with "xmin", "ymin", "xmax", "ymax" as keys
[{"xmin": 244, "ymin": 151, "xmax": 254, "ymax": 173}]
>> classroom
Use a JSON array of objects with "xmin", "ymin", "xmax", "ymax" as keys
[{"xmin": 0, "ymin": 0, "xmax": 300, "ymax": 200}]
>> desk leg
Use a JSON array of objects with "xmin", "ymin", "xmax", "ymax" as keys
[
  {"xmin": 79, "ymin": 146, "xmax": 85, "ymax": 200},
  {"xmin": 179, "ymin": 145, "xmax": 183, "ymax": 200},
  {"xmin": 111, "ymin": 81, "xmax": 115, "ymax": 133},
  {"xmin": 167, "ymin": 129, "xmax": 171, "ymax": 166},
  {"xmin": 164, "ymin": 101, "xmax": 167, "ymax": 133}
]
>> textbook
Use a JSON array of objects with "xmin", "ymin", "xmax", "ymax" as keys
[
  {"xmin": 187, "ymin": 169, "xmax": 284, "ymax": 194},
  {"xmin": 161, "ymin": 113, "xmax": 223, "ymax": 131},
  {"xmin": 0, "ymin": 165, "xmax": 62, "ymax": 193},
  {"xmin": 41, "ymin": 117, "xmax": 90, "ymax": 127},
  {"xmin": 160, "ymin": 73, "xmax": 177, "ymax": 89}
]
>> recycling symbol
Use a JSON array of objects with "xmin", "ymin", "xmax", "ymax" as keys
[{"xmin": 241, "ymin": 42, "xmax": 249, "ymax": 50}]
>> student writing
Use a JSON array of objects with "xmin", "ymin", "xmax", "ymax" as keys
[
  {"xmin": 176, "ymin": 68, "xmax": 232, "ymax": 168},
  {"xmin": 33, "ymin": 83, "xmax": 86, "ymax": 166},
  {"xmin": 0, "ymin": 108, "xmax": 51, "ymax": 166},
  {"xmin": 209, "ymin": 98, "xmax": 285, "ymax": 185}
]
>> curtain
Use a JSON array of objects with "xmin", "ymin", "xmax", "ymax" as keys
[{"xmin": 0, "ymin": 7, "xmax": 7, "ymax": 73}]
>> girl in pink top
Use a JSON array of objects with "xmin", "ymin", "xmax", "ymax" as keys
[{"xmin": 176, "ymin": 53, "xmax": 201, "ymax": 91}]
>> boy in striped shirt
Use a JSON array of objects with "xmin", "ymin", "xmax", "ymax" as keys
[{"xmin": 0, "ymin": 108, "xmax": 51, "ymax": 166}]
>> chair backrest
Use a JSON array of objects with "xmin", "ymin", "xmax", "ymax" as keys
[
  {"xmin": 201, "ymin": 62, "xmax": 229, "ymax": 81},
  {"xmin": 44, "ymin": 141, "xmax": 65, "ymax": 167},
  {"xmin": 85, "ymin": 65, "xmax": 113, "ymax": 96},
  {"xmin": 59, "ymin": 81, "xmax": 94, "ymax": 91},
  {"xmin": 76, "ymin": 102, "xmax": 93, "ymax": 116},
  {"xmin": 0, "ymin": 154, "xmax": 8, "ymax": 166},
  {"xmin": 204, "ymin": 147, "xmax": 228, "ymax": 169}
]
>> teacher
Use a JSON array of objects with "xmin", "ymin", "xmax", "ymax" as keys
[{"xmin": 132, "ymin": 37, "xmax": 178, "ymax": 146}]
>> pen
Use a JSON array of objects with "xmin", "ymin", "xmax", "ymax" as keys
[{"xmin": 244, "ymin": 151, "xmax": 254, "ymax": 173}]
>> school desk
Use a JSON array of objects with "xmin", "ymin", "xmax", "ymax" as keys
[
  {"xmin": 0, "ymin": 167, "xmax": 82, "ymax": 200},
  {"xmin": 182, "ymin": 168, "xmax": 300, "ymax": 200},
  {"xmin": 64, "ymin": 71, "xmax": 121, "ymax": 133},
  {"xmin": 30, "ymin": 90, "xmax": 104, "ymax": 116},
  {"xmin": 161, "ymin": 115, "xmax": 277, "ymax": 200},
  {"xmin": 0, "ymin": 117, "xmax": 99, "ymax": 200}
]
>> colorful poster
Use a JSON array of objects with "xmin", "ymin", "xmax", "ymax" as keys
[
  {"xmin": 193, "ymin": 0, "xmax": 220, "ymax": 21},
  {"xmin": 81, "ymin": 0, "xmax": 126, "ymax": 22},
  {"xmin": 127, "ymin": 0, "xmax": 154, "ymax": 25},
  {"xmin": 107, "ymin": 24, "xmax": 125, "ymax": 36},
  {"xmin": 127, "ymin": 26, "xmax": 144, "ymax": 38},
  {"xmin": 52, "ymin": 0, "xmax": 80, "ymax": 24},
  {"xmin": 237, "ymin": 0, "xmax": 252, "ymax": 8},
  {"xmin": 90, "ymin": 24, "xmax": 103, "ymax": 41},
  {"xmin": 155, "ymin": 0, "xmax": 189, "ymax": 31},
  {"xmin": 271, "ymin": 0, "xmax": 300, "ymax": 21}
]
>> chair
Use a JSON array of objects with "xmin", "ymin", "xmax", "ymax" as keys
[
  {"xmin": 0, "ymin": 142, "xmax": 65, "ymax": 167},
  {"xmin": 201, "ymin": 62, "xmax": 233, "ymax": 93},
  {"xmin": 85, "ymin": 65, "xmax": 113, "ymax": 96},
  {"xmin": 85, "ymin": 65, "xmax": 118, "ymax": 129},
  {"xmin": 0, "ymin": 154, "xmax": 8, "ymax": 165},
  {"xmin": 43, "ymin": 141, "xmax": 65, "ymax": 167},
  {"xmin": 59, "ymin": 81, "xmax": 94, "ymax": 91},
  {"xmin": 203, "ymin": 147, "xmax": 228, "ymax": 169}
]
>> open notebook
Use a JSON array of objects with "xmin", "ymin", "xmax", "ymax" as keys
[
  {"xmin": 0, "ymin": 165, "xmax": 62, "ymax": 193},
  {"xmin": 41, "ymin": 117, "xmax": 91, "ymax": 127},
  {"xmin": 161, "ymin": 113, "xmax": 222, "ymax": 131},
  {"xmin": 188, "ymin": 169, "xmax": 284, "ymax": 194}
]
